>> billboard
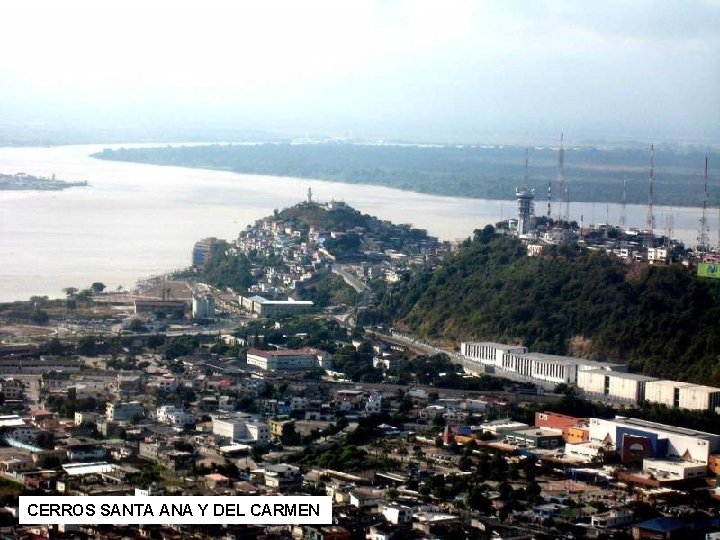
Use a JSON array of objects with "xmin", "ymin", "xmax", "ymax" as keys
[{"xmin": 698, "ymin": 263, "xmax": 720, "ymax": 279}]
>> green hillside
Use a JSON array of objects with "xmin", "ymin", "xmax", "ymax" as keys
[{"xmin": 368, "ymin": 230, "xmax": 720, "ymax": 385}]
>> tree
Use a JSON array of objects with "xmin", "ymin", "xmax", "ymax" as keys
[
  {"xmin": 62, "ymin": 287, "xmax": 78, "ymax": 297},
  {"xmin": 467, "ymin": 485, "xmax": 491, "ymax": 514},
  {"xmin": 459, "ymin": 455, "xmax": 473, "ymax": 472},
  {"xmin": 490, "ymin": 452, "xmax": 508, "ymax": 480},
  {"xmin": 251, "ymin": 444, "xmax": 267, "ymax": 463},
  {"xmin": 29, "ymin": 295, "xmax": 49, "ymax": 307},
  {"xmin": 474, "ymin": 224, "xmax": 496, "ymax": 243},
  {"xmin": 91, "ymin": 282, "xmax": 106, "ymax": 293},
  {"xmin": 128, "ymin": 318, "xmax": 146, "ymax": 332},
  {"xmin": 31, "ymin": 309, "xmax": 49, "ymax": 324}
]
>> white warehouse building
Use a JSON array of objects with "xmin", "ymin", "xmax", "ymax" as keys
[
  {"xmin": 644, "ymin": 380, "xmax": 720, "ymax": 412},
  {"xmin": 577, "ymin": 369, "xmax": 657, "ymax": 404},
  {"xmin": 246, "ymin": 348, "xmax": 331, "ymax": 371},
  {"xmin": 460, "ymin": 342, "xmax": 527, "ymax": 370},
  {"xmin": 461, "ymin": 341, "xmax": 626, "ymax": 385},
  {"xmin": 520, "ymin": 353, "xmax": 625, "ymax": 385},
  {"xmin": 678, "ymin": 385, "xmax": 720, "ymax": 412},
  {"xmin": 644, "ymin": 380, "xmax": 697, "ymax": 409}
]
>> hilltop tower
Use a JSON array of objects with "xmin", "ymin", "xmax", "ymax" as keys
[
  {"xmin": 515, "ymin": 146, "xmax": 535, "ymax": 235},
  {"xmin": 646, "ymin": 144, "xmax": 655, "ymax": 248},
  {"xmin": 698, "ymin": 157, "xmax": 710, "ymax": 252},
  {"xmin": 546, "ymin": 180, "xmax": 552, "ymax": 218},
  {"xmin": 516, "ymin": 187, "xmax": 535, "ymax": 235},
  {"xmin": 556, "ymin": 133, "xmax": 565, "ymax": 223}
]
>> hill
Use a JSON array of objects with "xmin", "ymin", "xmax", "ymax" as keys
[
  {"xmin": 198, "ymin": 201, "xmax": 438, "ymax": 302},
  {"xmin": 365, "ymin": 229, "xmax": 720, "ymax": 385}
]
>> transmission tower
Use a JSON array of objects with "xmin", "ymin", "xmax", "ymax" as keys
[
  {"xmin": 663, "ymin": 213, "xmax": 674, "ymax": 247},
  {"xmin": 620, "ymin": 177, "xmax": 627, "ymax": 229},
  {"xmin": 547, "ymin": 180, "xmax": 552, "ymax": 218},
  {"xmin": 565, "ymin": 188, "xmax": 570, "ymax": 225},
  {"xmin": 556, "ymin": 133, "xmax": 565, "ymax": 223},
  {"xmin": 646, "ymin": 144, "xmax": 655, "ymax": 248},
  {"xmin": 698, "ymin": 156, "xmax": 710, "ymax": 252}
]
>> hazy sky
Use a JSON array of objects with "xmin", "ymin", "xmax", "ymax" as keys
[{"xmin": 2, "ymin": 0, "xmax": 719, "ymax": 143}]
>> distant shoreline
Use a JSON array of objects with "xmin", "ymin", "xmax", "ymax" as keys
[
  {"xmin": 92, "ymin": 142, "xmax": 720, "ymax": 207},
  {"xmin": 0, "ymin": 172, "xmax": 88, "ymax": 191}
]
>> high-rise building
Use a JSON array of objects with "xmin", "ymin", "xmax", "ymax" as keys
[{"xmin": 192, "ymin": 237, "xmax": 220, "ymax": 269}]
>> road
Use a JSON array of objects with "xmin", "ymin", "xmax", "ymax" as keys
[
  {"xmin": 332, "ymin": 264, "xmax": 370, "ymax": 293},
  {"xmin": 364, "ymin": 328, "xmax": 465, "ymax": 363}
]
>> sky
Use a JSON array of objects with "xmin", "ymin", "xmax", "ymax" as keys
[{"xmin": 1, "ymin": 0, "xmax": 719, "ymax": 144}]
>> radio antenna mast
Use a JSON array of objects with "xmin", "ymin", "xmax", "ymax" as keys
[
  {"xmin": 556, "ymin": 133, "xmax": 565, "ymax": 223},
  {"xmin": 620, "ymin": 177, "xmax": 627, "ymax": 229},
  {"xmin": 646, "ymin": 144, "xmax": 655, "ymax": 249},
  {"xmin": 698, "ymin": 156, "xmax": 710, "ymax": 252}
]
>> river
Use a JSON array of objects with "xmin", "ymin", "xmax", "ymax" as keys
[{"xmin": 0, "ymin": 143, "xmax": 716, "ymax": 302}]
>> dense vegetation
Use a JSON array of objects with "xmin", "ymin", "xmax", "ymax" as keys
[
  {"xmin": 366, "ymin": 230, "xmax": 720, "ymax": 385},
  {"xmin": 200, "ymin": 241, "xmax": 253, "ymax": 292},
  {"xmin": 93, "ymin": 143, "xmax": 720, "ymax": 206},
  {"xmin": 277, "ymin": 202, "xmax": 370, "ymax": 231},
  {"xmin": 295, "ymin": 273, "xmax": 358, "ymax": 308}
]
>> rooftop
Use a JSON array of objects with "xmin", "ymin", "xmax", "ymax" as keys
[
  {"xmin": 523, "ymin": 353, "xmax": 625, "ymax": 369},
  {"xmin": 462, "ymin": 341, "xmax": 527, "ymax": 351},
  {"xmin": 582, "ymin": 369, "xmax": 658, "ymax": 381},
  {"xmin": 62, "ymin": 462, "xmax": 116, "ymax": 476},
  {"xmin": 248, "ymin": 348, "xmax": 324, "ymax": 358},
  {"xmin": 613, "ymin": 416, "xmax": 720, "ymax": 438}
]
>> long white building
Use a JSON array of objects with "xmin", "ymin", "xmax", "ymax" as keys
[
  {"xmin": 577, "ymin": 369, "xmax": 658, "ymax": 404},
  {"xmin": 644, "ymin": 380, "xmax": 720, "ymax": 412},
  {"xmin": 461, "ymin": 342, "xmax": 626, "ymax": 385},
  {"xmin": 460, "ymin": 341, "xmax": 719, "ymax": 413},
  {"xmin": 460, "ymin": 342, "xmax": 527, "ymax": 370}
]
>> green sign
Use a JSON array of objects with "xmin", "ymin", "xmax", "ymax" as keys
[{"xmin": 698, "ymin": 262, "xmax": 720, "ymax": 279}]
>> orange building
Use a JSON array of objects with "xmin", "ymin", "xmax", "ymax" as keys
[
  {"xmin": 535, "ymin": 411, "xmax": 589, "ymax": 443},
  {"xmin": 708, "ymin": 454, "xmax": 720, "ymax": 475},
  {"xmin": 565, "ymin": 425, "xmax": 590, "ymax": 444}
]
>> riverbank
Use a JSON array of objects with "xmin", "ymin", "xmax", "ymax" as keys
[
  {"xmin": 92, "ymin": 142, "xmax": 720, "ymax": 207},
  {"xmin": 0, "ymin": 172, "xmax": 88, "ymax": 191},
  {"xmin": 0, "ymin": 143, "xmax": 716, "ymax": 303}
]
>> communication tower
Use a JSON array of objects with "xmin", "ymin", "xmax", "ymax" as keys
[
  {"xmin": 556, "ymin": 133, "xmax": 565, "ymax": 223},
  {"xmin": 546, "ymin": 181, "xmax": 552, "ymax": 218},
  {"xmin": 516, "ymin": 147, "xmax": 535, "ymax": 235},
  {"xmin": 516, "ymin": 187, "xmax": 535, "ymax": 235},
  {"xmin": 646, "ymin": 144, "xmax": 655, "ymax": 248},
  {"xmin": 565, "ymin": 187, "xmax": 570, "ymax": 225},
  {"xmin": 663, "ymin": 213, "xmax": 674, "ymax": 247},
  {"xmin": 698, "ymin": 157, "xmax": 710, "ymax": 252},
  {"xmin": 620, "ymin": 178, "xmax": 627, "ymax": 229}
]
